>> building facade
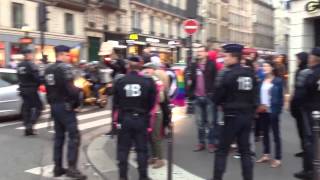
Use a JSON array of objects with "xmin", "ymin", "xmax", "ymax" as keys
[
  {"xmin": 128, "ymin": 0, "xmax": 188, "ymax": 63},
  {"xmin": 0, "ymin": 0, "xmax": 86, "ymax": 66},
  {"xmin": 252, "ymin": 0, "xmax": 274, "ymax": 50},
  {"xmin": 85, "ymin": 0, "xmax": 129, "ymax": 61},
  {"xmin": 273, "ymin": 0, "xmax": 290, "ymax": 54},
  {"xmin": 288, "ymin": 0, "xmax": 320, "ymax": 91},
  {"xmin": 228, "ymin": 0, "xmax": 253, "ymax": 47}
]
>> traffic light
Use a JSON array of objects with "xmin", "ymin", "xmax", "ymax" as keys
[{"xmin": 38, "ymin": 2, "xmax": 49, "ymax": 32}]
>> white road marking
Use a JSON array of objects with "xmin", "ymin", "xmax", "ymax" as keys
[
  {"xmin": 25, "ymin": 164, "xmax": 72, "ymax": 179},
  {"xmin": 48, "ymin": 118, "xmax": 112, "ymax": 133},
  {"xmin": 129, "ymin": 153, "xmax": 204, "ymax": 180},
  {"xmin": 0, "ymin": 121, "xmax": 21, "ymax": 128},
  {"xmin": 16, "ymin": 110, "xmax": 111, "ymax": 130}
]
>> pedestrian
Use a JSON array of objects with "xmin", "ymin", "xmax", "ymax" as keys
[
  {"xmin": 191, "ymin": 46, "xmax": 218, "ymax": 153},
  {"xmin": 256, "ymin": 60, "xmax": 284, "ymax": 168},
  {"xmin": 142, "ymin": 62, "xmax": 166, "ymax": 169},
  {"xmin": 17, "ymin": 48, "xmax": 43, "ymax": 136},
  {"xmin": 290, "ymin": 52, "xmax": 309, "ymax": 158},
  {"xmin": 44, "ymin": 45, "xmax": 86, "ymax": 179},
  {"xmin": 212, "ymin": 44, "xmax": 257, "ymax": 180},
  {"xmin": 293, "ymin": 47, "xmax": 320, "ymax": 180},
  {"xmin": 113, "ymin": 56, "xmax": 156, "ymax": 180}
]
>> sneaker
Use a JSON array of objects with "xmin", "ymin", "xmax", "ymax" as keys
[
  {"xmin": 294, "ymin": 170, "xmax": 313, "ymax": 179},
  {"xmin": 53, "ymin": 167, "xmax": 66, "ymax": 177},
  {"xmin": 207, "ymin": 144, "xmax": 216, "ymax": 153},
  {"xmin": 152, "ymin": 159, "xmax": 165, "ymax": 169},
  {"xmin": 193, "ymin": 144, "xmax": 205, "ymax": 152},
  {"xmin": 270, "ymin": 160, "xmax": 281, "ymax": 168},
  {"xmin": 295, "ymin": 152, "xmax": 304, "ymax": 158},
  {"xmin": 66, "ymin": 168, "xmax": 87, "ymax": 180}
]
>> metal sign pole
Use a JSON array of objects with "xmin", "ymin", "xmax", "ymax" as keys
[
  {"xmin": 167, "ymin": 123, "xmax": 173, "ymax": 180},
  {"xmin": 312, "ymin": 111, "xmax": 320, "ymax": 180}
]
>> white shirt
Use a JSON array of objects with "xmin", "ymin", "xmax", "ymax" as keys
[{"xmin": 260, "ymin": 81, "xmax": 273, "ymax": 108}]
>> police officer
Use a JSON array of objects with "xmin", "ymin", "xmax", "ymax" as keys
[
  {"xmin": 17, "ymin": 48, "xmax": 42, "ymax": 136},
  {"xmin": 212, "ymin": 44, "xmax": 257, "ymax": 180},
  {"xmin": 44, "ymin": 45, "xmax": 86, "ymax": 180},
  {"xmin": 113, "ymin": 56, "xmax": 157, "ymax": 180},
  {"xmin": 294, "ymin": 47, "xmax": 320, "ymax": 179}
]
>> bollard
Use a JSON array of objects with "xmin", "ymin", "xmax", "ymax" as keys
[
  {"xmin": 167, "ymin": 123, "xmax": 173, "ymax": 180},
  {"xmin": 312, "ymin": 111, "xmax": 320, "ymax": 180}
]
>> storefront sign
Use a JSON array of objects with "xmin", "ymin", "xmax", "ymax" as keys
[
  {"xmin": 128, "ymin": 33, "xmax": 139, "ymax": 40},
  {"xmin": 305, "ymin": 1, "xmax": 320, "ymax": 13},
  {"xmin": 146, "ymin": 38, "xmax": 160, "ymax": 43},
  {"xmin": 19, "ymin": 37, "xmax": 33, "ymax": 44}
]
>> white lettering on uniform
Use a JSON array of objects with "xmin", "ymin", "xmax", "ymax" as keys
[
  {"xmin": 124, "ymin": 84, "xmax": 142, "ymax": 97},
  {"xmin": 237, "ymin": 77, "xmax": 253, "ymax": 91}
]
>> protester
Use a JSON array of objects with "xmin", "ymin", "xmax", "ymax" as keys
[
  {"xmin": 256, "ymin": 60, "xmax": 284, "ymax": 168},
  {"xmin": 191, "ymin": 46, "xmax": 218, "ymax": 153}
]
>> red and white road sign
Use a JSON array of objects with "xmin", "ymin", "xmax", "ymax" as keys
[{"xmin": 183, "ymin": 19, "xmax": 199, "ymax": 35}]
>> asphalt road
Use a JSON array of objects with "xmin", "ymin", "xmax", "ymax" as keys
[{"xmin": 0, "ymin": 106, "xmax": 111, "ymax": 180}]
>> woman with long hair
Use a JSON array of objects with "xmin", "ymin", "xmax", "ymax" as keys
[{"xmin": 256, "ymin": 60, "xmax": 284, "ymax": 168}]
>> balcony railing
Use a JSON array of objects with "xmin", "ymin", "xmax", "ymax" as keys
[
  {"xmin": 98, "ymin": 0, "xmax": 120, "ymax": 10},
  {"xmin": 48, "ymin": 0, "xmax": 87, "ymax": 11},
  {"xmin": 131, "ymin": 0, "xmax": 186, "ymax": 17}
]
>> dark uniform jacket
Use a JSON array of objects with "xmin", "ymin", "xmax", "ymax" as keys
[
  {"xmin": 214, "ymin": 64, "xmax": 258, "ymax": 112},
  {"xmin": 44, "ymin": 61, "xmax": 80, "ymax": 107},
  {"xmin": 17, "ymin": 60, "xmax": 41, "ymax": 92},
  {"xmin": 295, "ymin": 64, "xmax": 320, "ymax": 111},
  {"xmin": 113, "ymin": 71, "xmax": 157, "ymax": 116}
]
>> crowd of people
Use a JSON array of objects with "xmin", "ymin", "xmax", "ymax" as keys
[{"xmin": 8, "ymin": 39, "xmax": 320, "ymax": 180}]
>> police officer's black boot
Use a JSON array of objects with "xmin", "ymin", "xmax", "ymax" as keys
[
  {"xmin": 293, "ymin": 170, "xmax": 313, "ymax": 179},
  {"xmin": 66, "ymin": 166, "xmax": 87, "ymax": 180},
  {"xmin": 25, "ymin": 128, "xmax": 37, "ymax": 136},
  {"xmin": 53, "ymin": 166, "xmax": 67, "ymax": 177}
]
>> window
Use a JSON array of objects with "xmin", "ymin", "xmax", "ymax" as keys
[
  {"xmin": 0, "ymin": 72, "xmax": 19, "ymax": 87},
  {"xmin": 116, "ymin": 14, "xmax": 121, "ymax": 29},
  {"xmin": 12, "ymin": 3, "xmax": 24, "ymax": 29},
  {"xmin": 176, "ymin": 0, "xmax": 180, "ymax": 7},
  {"xmin": 176, "ymin": 22, "xmax": 180, "ymax": 38},
  {"xmin": 168, "ymin": 20, "xmax": 172, "ymax": 37},
  {"xmin": 150, "ymin": 16, "xmax": 154, "ymax": 33},
  {"xmin": 160, "ymin": 19, "xmax": 165, "ymax": 35},
  {"xmin": 65, "ymin": 13, "xmax": 74, "ymax": 35}
]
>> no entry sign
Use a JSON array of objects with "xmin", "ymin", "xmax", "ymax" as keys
[{"xmin": 183, "ymin": 19, "xmax": 199, "ymax": 35}]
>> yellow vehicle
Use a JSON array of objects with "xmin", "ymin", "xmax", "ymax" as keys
[{"xmin": 74, "ymin": 76, "xmax": 110, "ymax": 108}]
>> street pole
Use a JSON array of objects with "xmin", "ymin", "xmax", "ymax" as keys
[
  {"xmin": 167, "ymin": 122, "xmax": 173, "ymax": 180},
  {"xmin": 40, "ymin": 29, "xmax": 45, "ymax": 63},
  {"xmin": 312, "ymin": 111, "xmax": 320, "ymax": 180},
  {"xmin": 186, "ymin": 35, "xmax": 193, "ymax": 114}
]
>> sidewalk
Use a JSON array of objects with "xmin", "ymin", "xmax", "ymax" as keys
[{"xmin": 87, "ymin": 107, "xmax": 303, "ymax": 180}]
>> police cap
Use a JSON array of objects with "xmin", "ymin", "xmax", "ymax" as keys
[
  {"xmin": 20, "ymin": 48, "xmax": 33, "ymax": 54},
  {"xmin": 127, "ymin": 56, "xmax": 142, "ymax": 63},
  {"xmin": 55, "ymin": 45, "xmax": 70, "ymax": 54},
  {"xmin": 222, "ymin": 44, "xmax": 244, "ymax": 53},
  {"xmin": 311, "ymin": 47, "xmax": 320, "ymax": 57}
]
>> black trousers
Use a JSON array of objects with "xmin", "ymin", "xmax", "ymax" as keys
[
  {"xmin": 214, "ymin": 111, "xmax": 254, "ymax": 180},
  {"xmin": 117, "ymin": 113, "xmax": 149, "ymax": 179},
  {"xmin": 290, "ymin": 101, "xmax": 305, "ymax": 150},
  {"xmin": 51, "ymin": 103, "xmax": 80, "ymax": 168},
  {"xmin": 301, "ymin": 110, "xmax": 314, "ymax": 172},
  {"xmin": 21, "ymin": 90, "xmax": 42, "ymax": 130}
]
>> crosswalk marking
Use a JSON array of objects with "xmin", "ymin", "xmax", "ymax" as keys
[
  {"xmin": 48, "ymin": 118, "xmax": 111, "ymax": 133},
  {"xmin": 16, "ymin": 110, "xmax": 111, "ymax": 130}
]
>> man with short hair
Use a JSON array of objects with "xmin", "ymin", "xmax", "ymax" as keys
[
  {"xmin": 17, "ymin": 48, "xmax": 42, "ymax": 136},
  {"xmin": 191, "ymin": 46, "xmax": 218, "ymax": 153},
  {"xmin": 113, "ymin": 56, "xmax": 157, "ymax": 180},
  {"xmin": 294, "ymin": 47, "xmax": 320, "ymax": 179},
  {"xmin": 212, "ymin": 44, "xmax": 257, "ymax": 180},
  {"xmin": 44, "ymin": 45, "xmax": 86, "ymax": 180}
]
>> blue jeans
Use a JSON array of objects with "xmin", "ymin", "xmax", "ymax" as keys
[{"xmin": 194, "ymin": 96, "xmax": 217, "ymax": 145}]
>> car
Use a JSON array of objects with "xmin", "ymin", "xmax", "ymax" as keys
[{"xmin": 0, "ymin": 68, "xmax": 46, "ymax": 119}]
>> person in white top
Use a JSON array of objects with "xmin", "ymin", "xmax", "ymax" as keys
[{"xmin": 256, "ymin": 60, "xmax": 284, "ymax": 168}]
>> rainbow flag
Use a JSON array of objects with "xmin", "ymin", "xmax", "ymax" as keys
[{"xmin": 171, "ymin": 68, "xmax": 185, "ymax": 107}]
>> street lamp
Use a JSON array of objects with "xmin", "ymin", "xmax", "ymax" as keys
[
  {"xmin": 21, "ymin": 25, "xmax": 31, "ymax": 38},
  {"xmin": 312, "ymin": 110, "xmax": 320, "ymax": 180}
]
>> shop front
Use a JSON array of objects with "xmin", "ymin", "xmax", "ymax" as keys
[
  {"xmin": 0, "ymin": 33, "xmax": 85, "ymax": 65},
  {"xmin": 126, "ymin": 34, "xmax": 181, "ymax": 64}
]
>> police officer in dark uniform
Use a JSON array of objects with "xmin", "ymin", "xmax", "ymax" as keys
[
  {"xmin": 113, "ymin": 56, "xmax": 157, "ymax": 180},
  {"xmin": 294, "ymin": 47, "xmax": 320, "ymax": 179},
  {"xmin": 17, "ymin": 48, "xmax": 42, "ymax": 136},
  {"xmin": 212, "ymin": 44, "xmax": 257, "ymax": 180},
  {"xmin": 44, "ymin": 45, "xmax": 86, "ymax": 180}
]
